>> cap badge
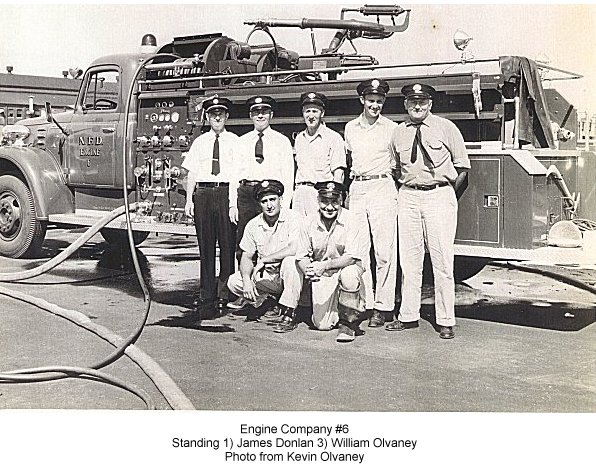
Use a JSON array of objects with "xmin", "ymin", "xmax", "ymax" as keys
[
  {"xmin": 308, "ymin": 93, "xmax": 316, "ymax": 99},
  {"xmin": 326, "ymin": 182, "xmax": 335, "ymax": 191},
  {"xmin": 371, "ymin": 79, "xmax": 380, "ymax": 89},
  {"xmin": 213, "ymin": 98, "xmax": 219, "ymax": 104},
  {"xmin": 261, "ymin": 180, "xmax": 269, "ymax": 188},
  {"xmin": 255, "ymin": 97, "xmax": 263, "ymax": 104},
  {"xmin": 413, "ymin": 84, "xmax": 422, "ymax": 93}
]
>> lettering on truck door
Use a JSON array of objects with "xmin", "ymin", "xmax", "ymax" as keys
[{"xmin": 66, "ymin": 67, "xmax": 121, "ymax": 187}]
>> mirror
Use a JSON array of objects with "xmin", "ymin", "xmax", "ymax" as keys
[{"xmin": 45, "ymin": 102, "xmax": 53, "ymax": 123}]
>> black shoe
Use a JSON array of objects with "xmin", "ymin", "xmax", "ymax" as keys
[
  {"xmin": 439, "ymin": 326, "xmax": 455, "ymax": 339},
  {"xmin": 192, "ymin": 297, "xmax": 214, "ymax": 309},
  {"xmin": 259, "ymin": 304, "xmax": 283, "ymax": 324},
  {"xmin": 385, "ymin": 320, "xmax": 419, "ymax": 331},
  {"xmin": 368, "ymin": 309, "xmax": 385, "ymax": 328},
  {"xmin": 273, "ymin": 307, "xmax": 297, "ymax": 333},
  {"xmin": 336, "ymin": 323, "xmax": 355, "ymax": 342}
]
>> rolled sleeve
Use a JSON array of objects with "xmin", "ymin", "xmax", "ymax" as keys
[
  {"xmin": 343, "ymin": 222, "xmax": 366, "ymax": 261},
  {"xmin": 239, "ymin": 220, "xmax": 257, "ymax": 255},
  {"xmin": 295, "ymin": 223, "xmax": 313, "ymax": 261},
  {"xmin": 445, "ymin": 121, "xmax": 470, "ymax": 169},
  {"xmin": 329, "ymin": 133, "xmax": 347, "ymax": 173}
]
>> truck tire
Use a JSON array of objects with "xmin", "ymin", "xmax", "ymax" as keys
[
  {"xmin": 0, "ymin": 175, "xmax": 46, "ymax": 258},
  {"xmin": 100, "ymin": 228, "xmax": 149, "ymax": 246}
]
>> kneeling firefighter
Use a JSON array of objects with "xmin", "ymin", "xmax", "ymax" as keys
[{"xmin": 293, "ymin": 181, "xmax": 367, "ymax": 342}]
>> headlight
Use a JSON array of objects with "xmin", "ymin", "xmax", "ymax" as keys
[{"xmin": 1, "ymin": 124, "xmax": 31, "ymax": 146}]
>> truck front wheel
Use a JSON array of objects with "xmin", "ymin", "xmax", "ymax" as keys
[{"xmin": 0, "ymin": 175, "xmax": 46, "ymax": 258}]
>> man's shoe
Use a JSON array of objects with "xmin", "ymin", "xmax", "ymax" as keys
[
  {"xmin": 273, "ymin": 307, "xmax": 298, "ymax": 333},
  {"xmin": 192, "ymin": 297, "xmax": 214, "ymax": 309},
  {"xmin": 439, "ymin": 326, "xmax": 455, "ymax": 339},
  {"xmin": 260, "ymin": 304, "xmax": 283, "ymax": 324},
  {"xmin": 368, "ymin": 309, "xmax": 385, "ymax": 328},
  {"xmin": 226, "ymin": 297, "xmax": 248, "ymax": 310},
  {"xmin": 385, "ymin": 320, "xmax": 419, "ymax": 331},
  {"xmin": 336, "ymin": 323, "xmax": 356, "ymax": 342}
]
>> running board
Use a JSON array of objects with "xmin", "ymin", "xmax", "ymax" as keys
[{"xmin": 48, "ymin": 210, "xmax": 196, "ymax": 236}]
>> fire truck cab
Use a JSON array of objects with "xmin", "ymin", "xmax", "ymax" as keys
[{"xmin": 1, "ymin": 5, "xmax": 594, "ymax": 280}]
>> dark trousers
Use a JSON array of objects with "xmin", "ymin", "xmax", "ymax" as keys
[
  {"xmin": 193, "ymin": 185, "xmax": 236, "ymax": 301},
  {"xmin": 235, "ymin": 184, "xmax": 261, "ymax": 263}
]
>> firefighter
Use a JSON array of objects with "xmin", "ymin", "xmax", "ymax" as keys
[
  {"xmin": 344, "ymin": 79, "xmax": 399, "ymax": 328},
  {"xmin": 292, "ymin": 92, "xmax": 346, "ymax": 218},
  {"xmin": 229, "ymin": 96, "xmax": 294, "ymax": 274},
  {"xmin": 226, "ymin": 179, "xmax": 303, "ymax": 322},
  {"xmin": 387, "ymin": 83, "xmax": 470, "ymax": 339},
  {"xmin": 182, "ymin": 97, "xmax": 238, "ymax": 312},
  {"xmin": 290, "ymin": 181, "xmax": 367, "ymax": 342}
]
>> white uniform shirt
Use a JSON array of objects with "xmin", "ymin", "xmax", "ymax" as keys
[
  {"xmin": 181, "ymin": 129, "xmax": 239, "ymax": 182},
  {"xmin": 294, "ymin": 124, "xmax": 346, "ymax": 183},
  {"xmin": 240, "ymin": 209, "xmax": 303, "ymax": 266},
  {"xmin": 231, "ymin": 127, "xmax": 294, "ymax": 209},
  {"xmin": 296, "ymin": 208, "xmax": 367, "ymax": 275},
  {"xmin": 391, "ymin": 113, "xmax": 471, "ymax": 185},
  {"xmin": 344, "ymin": 114, "xmax": 398, "ymax": 176}
]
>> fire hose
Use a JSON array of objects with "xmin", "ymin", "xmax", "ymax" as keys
[{"xmin": 0, "ymin": 53, "xmax": 195, "ymax": 410}]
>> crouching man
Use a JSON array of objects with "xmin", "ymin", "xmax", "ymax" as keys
[
  {"xmin": 227, "ymin": 179, "xmax": 303, "ymax": 323},
  {"xmin": 294, "ymin": 181, "xmax": 367, "ymax": 342}
]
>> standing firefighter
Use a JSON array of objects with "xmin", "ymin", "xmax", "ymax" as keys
[
  {"xmin": 387, "ymin": 83, "xmax": 470, "ymax": 339},
  {"xmin": 292, "ymin": 92, "xmax": 346, "ymax": 218},
  {"xmin": 182, "ymin": 97, "xmax": 238, "ymax": 312},
  {"xmin": 229, "ymin": 96, "xmax": 295, "ymax": 262},
  {"xmin": 294, "ymin": 181, "xmax": 367, "ymax": 342},
  {"xmin": 344, "ymin": 79, "xmax": 399, "ymax": 328}
]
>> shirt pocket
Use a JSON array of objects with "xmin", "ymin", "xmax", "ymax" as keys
[
  {"xmin": 425, "ymin": 138, "xmax": 450, "ymax": 167},
  {"xmin": 396, "ymin": 143, "xmax": 413, "ymax": 164}
]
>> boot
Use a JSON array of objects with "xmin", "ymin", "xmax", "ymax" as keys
[{"xmin": 273, "ymin": 306, "xmax": 298, "ymax": 333}]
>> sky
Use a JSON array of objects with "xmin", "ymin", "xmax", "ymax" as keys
[{"xmin": 1, "ymin": 2, "xmax": 595, "ymax": 114}]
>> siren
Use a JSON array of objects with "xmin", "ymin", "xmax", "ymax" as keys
[{"xmin": 141, "ymin": 34, "xmax": 158, "ymax": 54}]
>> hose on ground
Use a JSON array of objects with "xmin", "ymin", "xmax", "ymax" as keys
[
  {"xmin": 0, "ymin": 53, "xmax": 194, "ymax": 409},
  {"xmin": 0, "ymin": 284, "xmax": 194, "ymax": 410}
]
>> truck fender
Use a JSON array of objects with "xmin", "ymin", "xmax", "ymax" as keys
[{"xmin": 0, "ymin": 147, "xmax": 74, "ymax": 219}]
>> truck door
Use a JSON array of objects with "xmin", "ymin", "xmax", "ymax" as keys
[{"xmin": 66, "ymin": 67, "xmax": 121, "ymax": 187}]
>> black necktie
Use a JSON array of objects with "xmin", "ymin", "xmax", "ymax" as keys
[
  {"xmin": 255, "ymin": 132, "xmax": 264, "ymax": 164},
  {"xmin": 411, "ymin": 123, "xmax": 430, "ymax": 164},
  {"xmin": 211, "ymin": 134, "xmax": 220, "ymax": 176}
]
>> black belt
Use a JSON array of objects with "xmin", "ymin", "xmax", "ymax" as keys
[
  {"xmin": 353, "ymin": 174, "xmax": 389, "ymax": 181},
  {"xmin": 404, "ymin": 182, "xmax": 450, "ymax": 191},
  {"xmin": 240, "ymin": 179, "xmax": 260, "ymax": 187},
  {"xmin": 196, "ymin": 182, "xmax": 229, "ymax": 188},
  {"xmin": 296, "ymin": 182, "xmax": 315, "ymax": 187}
]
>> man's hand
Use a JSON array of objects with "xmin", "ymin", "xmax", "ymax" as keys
[
  {"xmin": 305, "ymin": 261, "xmax": 327, "ymax": 281},
  {"xmin": 242, "ymin": 277, "xmax": 259, "ymax": 302},
  {"xmin": 184, "ymin": 199, "xmax": 194, "ymax": 218},
  {"xmin": 229, "ymin": 207, "xmax": 238, "ymax": 224}
]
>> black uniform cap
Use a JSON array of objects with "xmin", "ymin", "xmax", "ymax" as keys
[
  {"xmin": 247, "ymin": 95, "xmax": 276, "ymax": 111},
  {"xmin": 357, "ymin": 79, "xmax": 390, "ymax": 97},
  {"xmin": 300, "ymin": 92, "xmax": 327, "ymax": 109},
  {"xmin": 315, "ymin": 181, "xmax": 346, "ymax": 198},
  {"xmin": 401, "ymin": 83, "xmax": 436, "ymax": 100},
  {"xmin": 202, "ymin": 97, "xmax": 232, "ymax": 113},
  {"xmin": 254, "ymin": 179, "xmax": 284, "ymax": 200}
]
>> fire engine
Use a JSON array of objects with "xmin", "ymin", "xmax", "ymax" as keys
[{"xmin": 1, "ymin": 5, "xmax": 594, "ymax": 281}]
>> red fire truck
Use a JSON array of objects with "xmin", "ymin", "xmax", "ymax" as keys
[{"xmin": 1, "ymin": 5, "xmax": 594, "ymax": 280}]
